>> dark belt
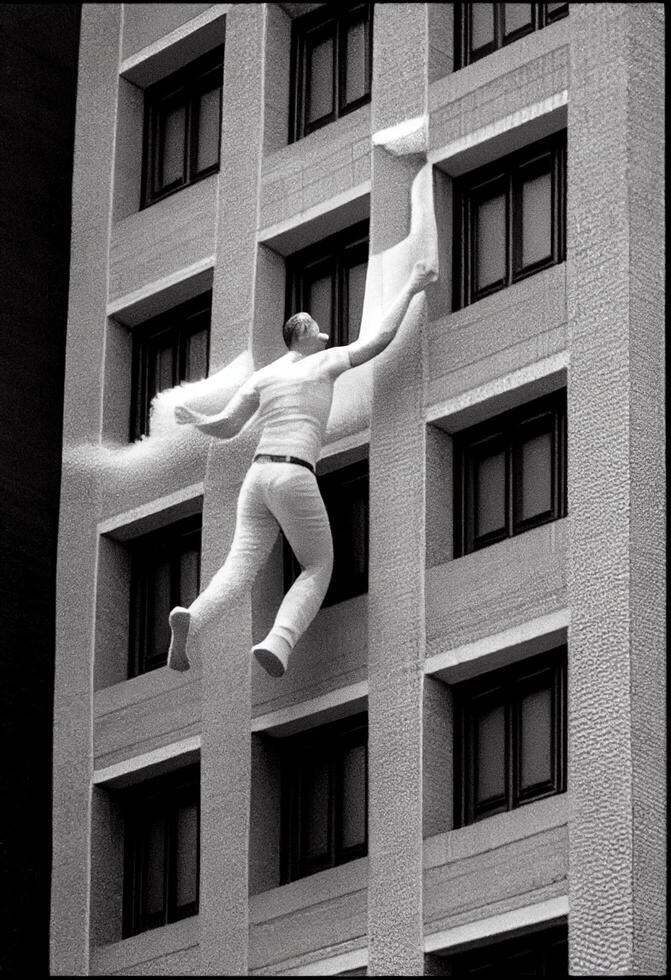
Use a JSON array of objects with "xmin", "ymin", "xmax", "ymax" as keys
[{"xmin": 254, "ymin": 453, "xmax": 314, "ymax": 474}]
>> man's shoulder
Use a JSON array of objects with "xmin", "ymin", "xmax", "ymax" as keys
[{"xmin": 312, "ymin": 346, "xmax": 352, "ymax": 378}]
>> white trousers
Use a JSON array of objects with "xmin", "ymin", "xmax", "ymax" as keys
[{"xmin": 188, "ymin": 461, "xmax": 333, "ymax": 651}]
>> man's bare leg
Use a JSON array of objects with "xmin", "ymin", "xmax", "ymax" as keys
[{"xmin": 252, "ymin": 632, "xmax": 292, "ymax": 678}]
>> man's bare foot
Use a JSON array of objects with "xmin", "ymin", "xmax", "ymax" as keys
[
  {"xmin": 168, "ymin": 607, "xmax": 191, "ymax": 671},
  {"xmin": 252, "ymin": 633, "xmax": 291, "ymax": 678}
]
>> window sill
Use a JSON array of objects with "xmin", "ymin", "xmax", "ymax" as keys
[
  {"xmin": 250, "ymin": 854, "xmax": 368, "ymax": 921},
  {"xmin": 90, "ymin": 914, "xmax": 199, "ymax": 975}
]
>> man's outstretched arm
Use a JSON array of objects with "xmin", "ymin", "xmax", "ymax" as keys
[
  {"xmin": 175, "ymin": 378, "xmax": 260, "ymax": 438},
  {"xmin": 343, "ymin": 258, "xmax": 437, "ymax": 369}
]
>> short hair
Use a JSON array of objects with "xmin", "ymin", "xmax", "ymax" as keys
[{"xmin": 283, "ymin": 311, "xmax": 315, "ymax": 349}]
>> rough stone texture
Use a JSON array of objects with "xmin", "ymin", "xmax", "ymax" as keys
[
  {"xmin": 199, "ymin": 7, "xmax": 267, "ymax": 974},
  {"xmin": 249, "ymin": 860, "xmax": 367, "ymax": 972},
  {"xmin": 366, "ymin": 5, "xmax": 428, "ymax": 976},
  {"xmin": 566, "ymin": 4, "xmax": 665, "ymax": 975},
  {"xmin": 90, "ymin": 916, "xmax": 201, "ymax": 976},
  {"xmin": 260, "ymin": 105, "xmax": 371, "ymax": 230},
  {"xmin": 50, "ymin": 5, "xmax": 122, "ymax": 975},
  {"xmin": 423, "ymin": 797, "xmax": 568, "ymax": 932},
  {"xmin": 427, "ymin": 264, "xmax": 566, "ymax": 406},
  {"xmin": 423, "ymin": 677, "xmax": 454, "ymax": 838},
  {"xmin": 430, "ymin": 27, "xmax": 568, "ymax": 149},
  {"xmin": 108, "ymin": 176, "xmax": 217, "ymax": 304},
  {"xmin": 121, "ymin": 3, "xmax": 213, "ymax": 60},
  {"xmin": 426, "ymin": 519, "xmax": 567, "ymax": 658}
]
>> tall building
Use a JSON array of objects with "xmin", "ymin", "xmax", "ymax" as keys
[
  {"xmin": 50, "ymin": 3, "xmax": 665, "ymax": 976},
  {"xmin": 0, "ymin": 4, "xmax": 81, "ymax": 975}
]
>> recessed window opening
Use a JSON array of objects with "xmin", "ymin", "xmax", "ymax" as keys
[
  {"xmin": 453, "ymin": 132, "xmax": 567, "ymax": 311},
  {"xmin": 141, "ymin": 47, "xmax": 224, "ymax": 208},
  {"xmin": 454, "ymin": 3, "xmax": 569, "ymax": 70},
  {"xmin": 289, "ymin": 3, "xmax": 373, "ymax": 142}
]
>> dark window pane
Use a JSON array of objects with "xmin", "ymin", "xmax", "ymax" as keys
[
  {"xmin": 179, "ymin": 546, "xmax": 200, "ymax": 609},
  {"xmin": 347, "ymin": 260, "xmax": 367, "ymax": 343},
  {"xmin": 144, "ymin": 813, "xmax": 166, "ymax": 922},
  {"xmin": 195, "ymin": 85, "xmax": 221, "ymax": 173},
  {"xmin": 149, "ymin": 336, "xmax": 175, "ymax": 402},
  {"xmin": 521, "ymin": 169, "xmax": 552, "ymax": 267},
  {"xmin": 185, "ymin": 327, "xmax": 209, "ymax": 382},
  {"xmin": 503, "ymin": 948, "xmax": 538, "ymax": 974},
  {"xmin": 340, "ymin": 743, "xmax": 366, "ymax": 850},
  {"xmin": 475, "ymin": 702, "xmax": 506, "ymax": 803},
  {"xmin": 503, "ymin": 4, "xmax": 534, "ymax": 36},
  {"xmin": 307, "ymin": 35, "xmax": 335, "ymax": 124},
  {"xmin": 345, "ymin": 13, "xmax": 369, "ymax": 105},
  {"xmin": 158, "ymin": 100, "xmax": 186, "ymax": 190},
  {"xmin": 306, "ymin": 272, "xmax": 334, "ymax": 337},
  {"xmin": 519, "ymin": 685, "xmax": 553, "ymax": 790},
  {"xmin": 148, "ymin": 558, "xmax": 172, "ymax": 664},
  {"xmin": 520, "ymin": 431, "xmax": 552, "ymax": 520},
  {"xmin": 546, "ymin": 2, "xmax": 569, "ymax": 18},
  {"xmin": 174, "ymin": 801, "xmax": 198, "ymax": 909},
  {"xmin": 476, "ymin": 192, "xmax": 506, "ymax": 291},
  {"xmin": 470, "ymin": 3, "xmax": 495, "ymax": 50},
  {"xmin": 302, "ymin": 757, "xmax": 330, "ymax": 862},
  {"xmin": 475, "ymin": 450, "xmax": 506, "ymax": 538}
]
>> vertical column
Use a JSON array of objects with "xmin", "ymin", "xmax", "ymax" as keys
[
  {"xmin": 50, "ymin": 4, "xmax": 122, "ymax": 975},
  {"xmin": 566, "ymin": 4, "xmax": 665, "ymax": 975},
  {"xmin": 367, "ymin": 5, "xmax": 429, "ymax": 975},
  {"xmin": 198, "ymin": 5, "xmax": 266, "ymax": 975}
]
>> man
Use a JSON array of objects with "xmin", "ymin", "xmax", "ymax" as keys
[{"xmin": 168, "ymin": 163, "xmax": 437, "ymax": 679}]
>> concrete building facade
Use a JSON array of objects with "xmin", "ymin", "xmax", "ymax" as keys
[{"xmin": 50, "ymin": 3, "xmax": 665, "ymax": 975}]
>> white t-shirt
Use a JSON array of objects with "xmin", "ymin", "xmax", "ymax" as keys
[{"xmin": 251, "ymin": 348, "xmax": 351, "ymax": 468}]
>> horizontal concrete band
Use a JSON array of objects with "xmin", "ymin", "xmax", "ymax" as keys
[{"xmin": 424, "ymin": 895, "xmax": 569, "ymax": 953}]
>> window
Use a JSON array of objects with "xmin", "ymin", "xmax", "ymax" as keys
[
  {"xmin": 130, "ymin": 292, "xmax": 211, "ymax": 441},
  {"xmin": 440, "ymin": 923, "xmax": 568, "ymax": 975},
  {"xmin": 141, "ymin": 47, "xmax": 224, "ymax": 208},
  {"xmin": 454, "ymin": 648, "xmax": 567, "ymax": 828},
  {"xmin": 290, "ymin": 3, "xmax": 373, "ymax": 142},
  {"xmin": 122, "ymin": 765, "xmax": 200, "ymax": 938},
  {"xmin": 284, "ymin": 457, "xmax": 369, "ymax": 607},
  {"xmin": 129, "ymin": 514, "xmax": 202, "ymax": 677},
  {"xmin": 286, "ymin": 221, "xmax": 369, "ymax": 349},
  {"xmin": 455, "ymin": 4, "xmax": 569, "ymax": 70},
  {"xmin": 454, "ymin": 390, "xmax": 567, "ymax": 557},
  {"xmin": 281, "ymin": 714, "xmax": 368, "ymax": 883},
  {"xmin": 453, "ymin": 132, "xmax": 566, "ymax": 310}
]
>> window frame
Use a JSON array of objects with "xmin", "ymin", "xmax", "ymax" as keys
[
  {"xmin": 283, "ymin": 457, "xmax": 369, "ymax": 608},
  {"xmin": 130, "ymin": 291, "xmax": 211, "ymax": 442},
  {"xmin": 280, "ymin": 713, "xmax": 368, "ymax": 884},
  {"xmin": 289, "ymin": 3, "xmax": 373, "ymax": 143},
  {"xmin": 286, "ymin": 220, "xmax": 369, "ymax": 350},
  {"xmin": 122, "ymin": 764, "xmax": 200, "ymax": 939},
  {"xmin": 453, "ymin": 647, "xmax": 567, "ymax": 829},
  {"xmin": 453, "ymin": 132, "xmax": 567, "ymax": 311},
  {"xmin": 454, "ymin": 3, "xmax": 569, "ymax": 70},
  {"xmin": 141, "ymin": 46, "xmax": 224, "ymax": 209},
  {"xmin": 128, "ymin": 513, "xmax": 202, "ymax": 678},
  {"xmin": 453, "ymin": 389, "xmax": 567, "ymax": 558}
]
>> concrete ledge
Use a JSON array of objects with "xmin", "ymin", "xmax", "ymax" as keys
[
  {"xmin": 90, "ymin": 915, "xmax": 200, "ymax": 976},
  {"xmin": 425, "ymin": 896, "xmax": 568, "ymax": 955}
]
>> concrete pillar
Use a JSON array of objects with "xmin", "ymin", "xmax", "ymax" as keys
[
  {"xmin": 566, "ymin": 3, "xmax": 665, "ymax": 974},
  {"xmin": 198, "ymin": 5, "xmax": 267, "ymax": 975},
  {"xmin": 367, "ymin": 4, "xmax": 429, "ymax": 975},
  {"xmin": 50, "ymin": 4, "xmax": 122, "ymax": 975}
]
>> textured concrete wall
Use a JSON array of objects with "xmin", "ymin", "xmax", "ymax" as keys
[
  {"xmin": 90, "ymin": 917, "xmax": 201, "ymax": 976},
  {"xmin": 366, "ymin": 4, "xmax": 429, "ymax": 975},
  {"xmin": 51, "ymin": 5, "xmax": 122, "ymax": 974},
  {"xmin": 429, "ymin": 21, "xmax": 568, "ymax": 149},
  {"xmin": 427, "ymin": 264, "xmax": 566, "ymax": 405},
  {"xmin": 109, "ymin": 176, "xmax": 218, "ymax": 303},
  {"xmin": 426, "ymin": 519, "xmax": 567, "ymax": 657},
  {"xmin": 566, "ymin": 3, "xmax": 665, "ymax": 974},
  {"xmin": 198, "ymin": 5, "xmax": 267, "ymax": 974},
  {"xmin": 121, "ymin": 3, "xmax": 213, "ymax": 60}
]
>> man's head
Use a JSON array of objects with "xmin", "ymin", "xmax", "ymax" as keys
[{"xmin": 282, "ymin": 312, "xmax": 329, "ymax": 355}]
